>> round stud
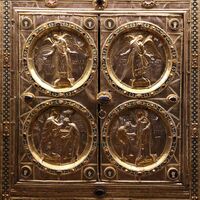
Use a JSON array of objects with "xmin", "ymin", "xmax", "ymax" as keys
[
  {"xmin": 104, "ymin": 19, "xmax": 116, "ymax": 30},
  {"xmin": 169, "ymin": 18, "xmax": 180, "ymax": 31},
  {"xmin": 21, "ymin": 165, "xmax": 32, "ymax": 178},
  {"xmin": 167, "ymin": 94, "xmax": 179, "ymax": 103},
  {"xmin": 21, "ymin": 17, "xmax": 33, "ymax": 30},
  {"xmin": 141, "ymin": 0, "xmax": 156, "ymax": 8},
  {"xmin": 104, "ymin": 166, "xmax": 116, "ymax": 179},
  {"xmin": 84, "ymin": 167, "xmax": 96, "ymax": 180},
  {"xmin": 45, "ymin": 0, "xmax": 58, "ymax": 8},
  {"xmin": 84, "ymin": 18, "xmax": 96, "ymax": 30},
  {"xmin": 167, "ymin": 167, "xmax": 179, "ymax": 180}
]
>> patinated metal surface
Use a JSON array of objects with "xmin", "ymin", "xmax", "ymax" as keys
[{"xmin": 0, "ymin": 0, "xmax": 199, "ymax": 199}]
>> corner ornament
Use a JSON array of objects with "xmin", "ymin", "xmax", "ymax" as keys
[{"xmin": 93, "ymin": 0, "xmax": 108, "ymax": 10}]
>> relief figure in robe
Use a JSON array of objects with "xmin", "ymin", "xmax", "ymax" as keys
[
  {"xmin": 44, "ymin": 33, "xmax": 78, "ymax": 87},
  {"xmin": 133, "ymin": 110, "xmax": 156, "ymax": 165},
  {"xmin": 39, "ymin": 109, "xmax": 81, "ymax": 162},
  {"xmin": 120, "ymin": 34, "xmax": 161, "ymax": 88}
]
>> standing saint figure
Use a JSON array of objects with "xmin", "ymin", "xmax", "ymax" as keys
[
  {"xmin": 45, "ymin": 33, "xmax": 78, "ymax": 87},
  {"xmin": 120, "ymin": 34, "xmax": 161, "ymax": 88},
  {"xmin": 58, "ymin": 110, "xmax": 81, "ymax": 162},
  {"xmin": 134, "ymin": 110, "xmax": 154, "ymax": 165},
  {"xmin": 116, "ymin": 120, "xmax": 136, "ymax": 161},
  {"xmin": 39, "ymin": 109, "xmax": 62, "ymax": 159}
]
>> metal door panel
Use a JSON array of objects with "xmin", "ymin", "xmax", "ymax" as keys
[
  {"xmin": 99, "ymin": 12, "xmax": 189, "ymax": 197},
  {"xmin": 0, "ymin": 0, "xmax": 198, "ymax": 199},
  {"xmin": 11, "ymin": 8, "xmax": 99, "ymax": 190}
]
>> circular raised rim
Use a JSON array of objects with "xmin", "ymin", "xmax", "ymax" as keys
[
  {"xmin": 84, "ymin": 17, "xmax": 96, "ymax": 30},
  {"xmin": 102, "ymin": 100, "xmax": 177, "ymax": 176},
  {"xmin": 104, "ymin": 166, "xmax": 117, "ymax": 179},
  {"xmin": 83, "ymin": 166, "xmax": 96, "ymax": 179},
  {"xmin": 23, "ymin": 99, "xmax": 97, "ymax": 174},
  {"xmin": 21, "ymin": 17, "xmax": 33, "ymax": 30},
  {"xmin": 104, "ymin": 18, "xmax": 116, "ymax": 30},
  {"xmin": 102, "ymin": 21, "xmax": 177, "ymax": 98},
  {"xmin": 22, "ymin": 20, "xmax": 97, "ymax": 97},
  {"xmin": 21, "ymin": 165, "xmax": 32, "ymax": 178},
  {"xmin": 167, "ymin": 167, "xmax": 179, "ymax": 180}
]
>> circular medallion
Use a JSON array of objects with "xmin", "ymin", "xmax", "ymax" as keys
[
  {"xmin": 84, "ymin": 166, "xmax": 96, "ymax": 179},
  {"xmin": 84, "ymin": 18, "xmax": 96, "ymax": 30},
  {"xmin": 169, "ymin": 18, "xmax": 180, "ymax": 31},
  {"xmin": 21, "ymin": 17, "xmax": 33, "ymax": 30},
  {"xmin": 104, "ymin": 19, "xmax": 116, "ymax": 30},
  {"xmin": 23, "ymin": 99, "xmax": 97, "ymax": 174},
  {"xmin": 21, "ymin": 165, "xmax": 32, "ymax": 178},
  {"xmin": 167, "ymin": 167, "xmax": 179, "ymax": 180},
  {"xmin": 23, "ymin": 21, "xmax": 97, "ymax": 97},
  {"xmin": 102, "ymin": 100, "xmax": 177, "ymax": 176},
  {"xmin": 104, "ymin": 166, "xmax": 116, "ymax": 179},
  {"xmin": 102, "ymin": 21, "xmax": 177, "ymax": 98}
]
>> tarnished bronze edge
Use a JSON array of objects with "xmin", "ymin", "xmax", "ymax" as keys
[
  {"xmin": 0, "ymin": 0, "xmax": 197, "ymax": 200},
  {"xmin": 190, "ymin": 0, "xmax": 199, "ymax": 198},
  {"xmin": 2, "ymin": 0, "xmax": 11, "ymax": 199},
  {"xmin": 0, "ymin": 0, "xmax": 3, "ymax": 198}
]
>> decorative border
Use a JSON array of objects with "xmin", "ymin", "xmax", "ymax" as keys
[
  {"xmin": 23, "ymin": 20, "xmax": 98, "ymax": 97},
  {"xmin": 23, "ymin": 99, "xmax": 97, "ymax": 174},
  {"xmin": 102, "ymin": 100, "xmax": 177, "ymax": 177},
  {"xmin": 190, "ymin": 0, "xmax": 199, "ymax": 198},
  {"xmin": 0, "ymin": 2, "xmax": 198, "ymax": 199},
  {"xmin": 2, "ymin": 0, "xmax": 11, "ymax": 199},
  {"xmin": 102, "ymin": 21, "xmax": 177, "ymax": 98}
]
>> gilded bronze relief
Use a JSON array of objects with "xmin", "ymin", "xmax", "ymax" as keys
[
  {"xmin": 23, "ymin": 21, "xmax": 97, "ymax": 96},
  {"xmin": 102, "ymin": 21, "xmax": 177, "ymax": 97},
  {"xmin": 23, "ymin": 99, "xmax": 97, "ymax": 174},
  {"xmin": 102, "ymin": 100, "xmax": 177, "ymax": 176}
]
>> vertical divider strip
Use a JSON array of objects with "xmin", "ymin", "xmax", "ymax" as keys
[
  {"xmin": 2, "ymin": 0, "xmax": 11, "ymax": 199},
  {"xmin": 190, "ymin": 0, "xmax": 199, "ymax": 198},
  {"xmin": 97, "ymin": 14, "xmax": 101, "ymax": 182}
]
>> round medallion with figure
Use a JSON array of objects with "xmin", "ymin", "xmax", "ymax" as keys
[
  {"xmin": 102, "ymin": 21, "xmax": 177, "ymax": 98},
  {"xmin": 102, "ymin": 100, "xmax": 177, "ymax": 176},
  {"xmin": 23, "ymin": 99, "xmax": 97, "ymax": 174},
  {"xmin": 23, "ymin": 21, "xmax": 97, "ymax": 97}
]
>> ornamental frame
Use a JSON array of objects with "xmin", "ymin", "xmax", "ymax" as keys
[
  {"xmin": 190, "ymin": 0, "xmax": 199, "ymax": 198},
  {"xmin": 2, "ymin": 0, "xmax": 11, "ymax": 199},
  {"xmin": 0, "ymin": 0, "xmax": 199, "ymax": 199}
]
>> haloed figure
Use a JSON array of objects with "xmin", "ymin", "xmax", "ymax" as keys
[
  {"xmin": 58, "ymin": 110, "xmax": 80, "ymax": 161},
  {"xmin": 45, "ymin": 33, "xmax": 78, "ymax": 87},
  {"xmin": 117, "ymin": 120, "xmax": 136, "ymax": 160},
  {"xmin": 39, "ymin": 109, "xmax": 62, "ymax": 157},
  {"xmin": 120, "ymin": 34, "xmax": 161, "ymax": 88},
  {"xmin": 134, "ymin": 110, "xmax": 154, "ymax": 165},
  {"xmin": 39, "ymin": 109, "xmax": 81, "ymax": 162}
]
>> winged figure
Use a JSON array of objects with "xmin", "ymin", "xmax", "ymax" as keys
[
  {"xmin": 35, "ymin": 32, "xmax": 87, "ymax": 88},
  {"xmin": 120, "ymin": 34, "xmax": 162, "ymax": 88}
]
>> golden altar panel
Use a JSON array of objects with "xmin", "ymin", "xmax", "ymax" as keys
[{"xmin": 0, "ymin": 0, "xmax": 198, "ymax": 199}]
